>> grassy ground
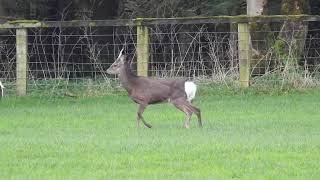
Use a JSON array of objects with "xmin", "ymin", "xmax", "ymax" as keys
[{"xmin": 0, "ymin": 90, "xmax": 320, "ymax": 179}]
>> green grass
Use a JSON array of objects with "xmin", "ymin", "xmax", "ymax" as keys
[{"xmin": 0, "ymin": 90, "xmax": 320, "ymax": 179}]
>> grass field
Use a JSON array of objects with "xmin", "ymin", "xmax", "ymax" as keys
[{"xmin": 0, "ymin": 90, "xmax": 320, "ymax": 179}]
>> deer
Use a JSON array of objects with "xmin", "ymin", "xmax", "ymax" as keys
[{"xmin": 106, "ymin": 49, "xmax": 202, "ymax": 129}]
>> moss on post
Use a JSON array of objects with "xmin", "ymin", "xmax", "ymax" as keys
[
  {"xmin": 238, "ymin": 23, "xmax": 251, "ymax": 88},
  {"xmin": 16, "ymin": 28, "xmax": 28, "ymax": 96},
  {"xmin": 136, "ymin": 22, "xmax": 149, "ymax": 77}
]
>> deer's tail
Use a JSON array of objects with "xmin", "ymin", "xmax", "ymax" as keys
[{"xmin": 184, "ymin": 81, "xmax": 197, "ymax": 103}]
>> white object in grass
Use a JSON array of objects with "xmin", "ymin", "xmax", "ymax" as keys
[{"xmin": 0, "ymin": 80, "xmax": 5, "ymax": 98}]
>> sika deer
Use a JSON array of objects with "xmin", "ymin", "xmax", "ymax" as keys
[{"xmin": 107, "ymin": 49, "xmax": 202, "ymax": 128}]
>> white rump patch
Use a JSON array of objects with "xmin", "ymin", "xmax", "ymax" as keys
[{"xmin": 184, "ymin": 81, "xmax": 197, "ymax": 102}]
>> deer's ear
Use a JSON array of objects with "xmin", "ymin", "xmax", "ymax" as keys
[
  {"xmin": 115, "ymin": 54, "xmax": 126, "ymax": 64},
  {"xmin": 117, "ymin": 48, "xmax": 124, "ymax": 59},
  {"xmin": 121, "ymin": 55, "xmax": 129, "ymax": 63}
]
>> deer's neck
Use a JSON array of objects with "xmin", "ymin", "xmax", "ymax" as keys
[{"xmin": 118, "ymin": 63, "xmax": 137, "ymax": 93}]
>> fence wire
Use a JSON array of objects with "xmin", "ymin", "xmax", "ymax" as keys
[{"xmin": 1, "ymin": 20, "xmax": 320, "ymax": 96}]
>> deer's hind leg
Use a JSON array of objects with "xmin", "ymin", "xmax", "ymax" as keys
[
  {"xmin": 171, "ymin": 98, "xmax": 202, "ymax": 128},
  {"xmin": 137, "ymin": 104, "xmax": 152, "ymax": 128},
  {"xmin": 188, "ymin": 104, "xmax": 202, "ymax": 127},
  {"xmin": 171, "ymin": 98, "xmax": 194, "ymax": 128}
]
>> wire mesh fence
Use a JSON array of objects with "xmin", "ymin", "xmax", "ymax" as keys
[
  {"xmin": 248, "ymin": 21, "xmax": 320, "ymax": 89},
  {"xmin": 1, "ymin": 17, "xmax": 320, "ymax": 97},
  {"xmin": 0, "ymin": 31, "xmax": 16, "ymax": 95}
]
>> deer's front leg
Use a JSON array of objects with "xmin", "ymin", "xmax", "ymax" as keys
[
  {"xmin": 136, "ymin": 104, "xmax": 145, "ymax": 127},
  {"xmin": 137, "ymin": 104, "xmax": 145, "ymax": 127},
  {"xmin": 137, "ymin": 104, "xmax": 152, "ymax": 128},
  {"xmin": 136, "ymin": 113, "xmax": 141, "ymax": 128}
]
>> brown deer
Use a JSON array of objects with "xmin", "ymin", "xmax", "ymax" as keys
[{"xmin": 107, "ymin": 49, "xmax": 202, "ymax": 128}]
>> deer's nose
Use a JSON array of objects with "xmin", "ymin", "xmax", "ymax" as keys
[
  {"xmin": 107, "ymin": 67, "xmax": 116, "ymax": 74},
  {"xmin": 106, "ymin": 68, "xmax": 112, "ymax": 74}
]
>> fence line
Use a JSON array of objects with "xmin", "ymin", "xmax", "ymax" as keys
[
  {"xmin": 0, "ymin": 15, "xmax": 320, "ymax": 96},
  {"xmin": 1, "ymin": 15, "xmax": 320, "ymax": 29}
]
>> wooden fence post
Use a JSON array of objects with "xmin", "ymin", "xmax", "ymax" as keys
[
  {"xmin": 136, "ymin": 19, "xmax": 149, "ymax": 77},
  {"xmin": 16, "ymin": 28, "xmax": 28, "ymax": 96},
  {"xmin": 238, "ymin": 23, "xmax": 251, "ymax": 88}
]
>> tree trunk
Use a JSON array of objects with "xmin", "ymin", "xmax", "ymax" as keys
[
  {"xmin": 73, "ymin": 0, "xmax": 92, "ymax": 20},
  {"xmin": 247, "ymin": 0, "xmax": 267, "ymax": 16},
  {"xmin": 275, "ymin": 0, "xmax": 310, "ymax": 66}
]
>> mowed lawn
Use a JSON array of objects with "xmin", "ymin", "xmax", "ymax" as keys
[{"xmin": 0, "ymin": 90, "xmax": 320, "ymax": 179}]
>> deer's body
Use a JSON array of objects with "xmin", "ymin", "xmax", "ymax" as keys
[
  {"xmin": 119, "ymin": 66, "xmax": 187, "ymax": 104},
  {"xmin": 107, "ymin": 49, "xmax": 202, "ymax": 128}
]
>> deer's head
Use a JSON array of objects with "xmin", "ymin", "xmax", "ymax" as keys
[{"xmin": 107, "ymin": 48, "xmax": 127, "ymax": 74}]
